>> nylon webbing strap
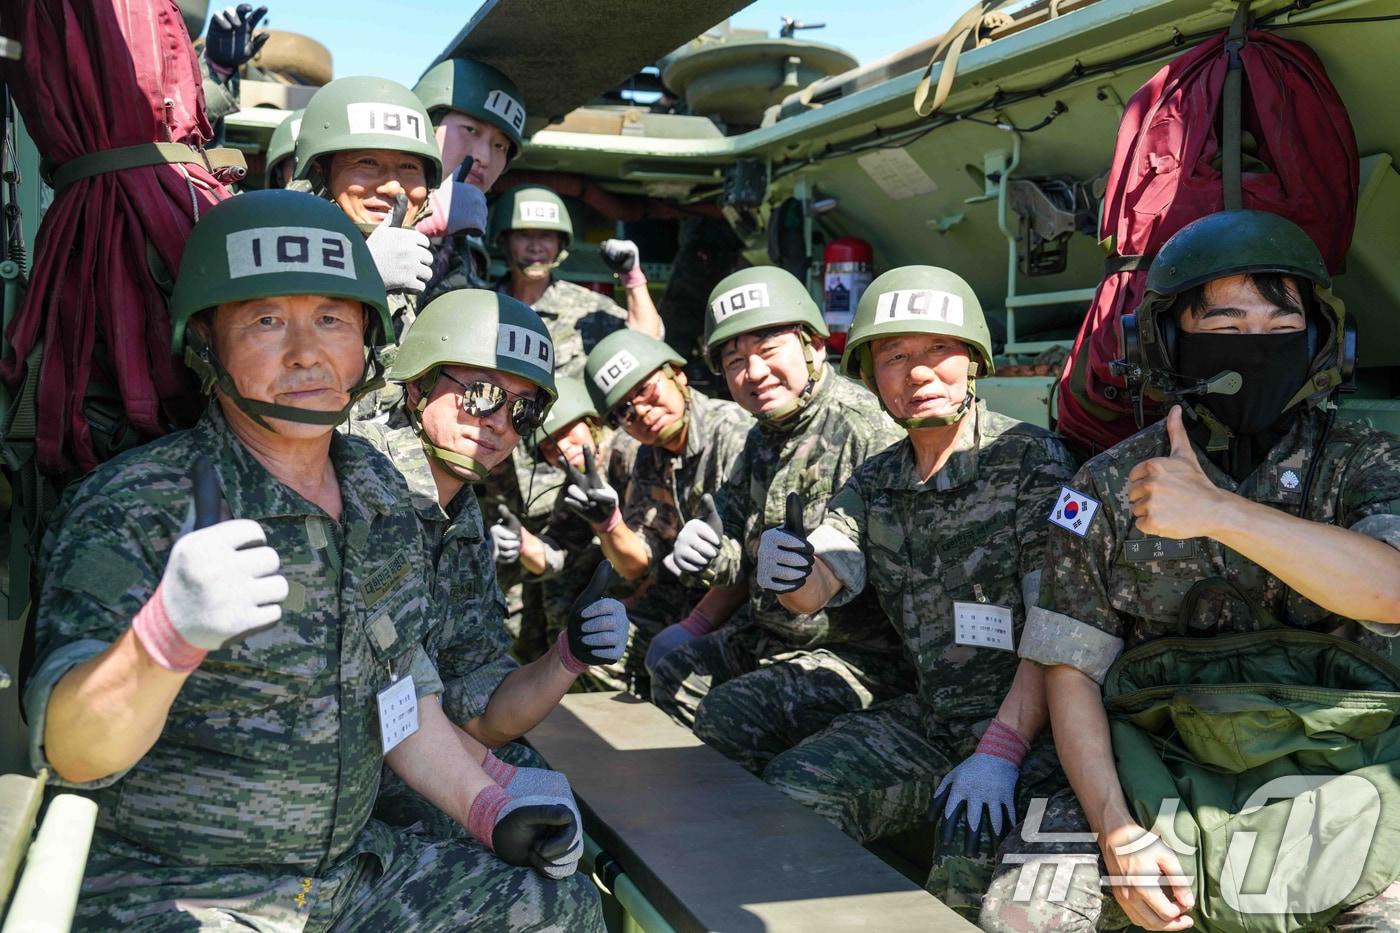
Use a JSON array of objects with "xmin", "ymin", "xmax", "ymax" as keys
[
  {"xmin": 1221, "ymin": 2, "xmax": 1252, "ymax": 212},
  {"xmin": 1104, "ymin": 254, "xmax": 1151, "ymax": 276},
  {"xmin": 49, "ymin": 143, "xmax": 246, "ymax": 193},
  {"xmin": 913, "ymin": 0, "xmax": 1017, "ymax": 117}
]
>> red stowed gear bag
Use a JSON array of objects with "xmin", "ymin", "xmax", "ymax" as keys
[{"xmin": 1056, "ymin": 29, "xmax": 1357, "ymax": 453}]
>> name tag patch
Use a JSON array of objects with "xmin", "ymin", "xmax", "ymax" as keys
[
  {"xmin": 594, "ymin": 349, "xmax": 640, "ymax": 392},
  {"xmin": 377, "ymin": 676, "xmax": 419, "ymax": 755},
  {"xmin": 345, "ymin": 102, "xmax": 427, "ymax": 142},
  {"xmin": 1122, "ymin": 536, "xmax": 1197, "ymax": 562},
  {"xmin": 1048, "ymin": 485, "xmax": 1101, "ymax": 537},
  {"xmin": 497, "ymin": 323, "xmax": 554, "ymax": 375},
  {"xmin": 711, "ymin": 283, "xmax": 770, "ymax": 322},
  {"xmin": 517, "ymin": 200, "xmax": 560, "ymax": 224},
  {"xmin": 226, "ymin": 227, "xmax": 355, "ymax": 279},
  {"xmin": 954, "ymin": 602, "xmax": 1015, "ymax": 652},
  {"xmin": 360, "ymin": 551, "xmax": 411, "ymax": 608},
  {"xmin": 875, "ymin": 289, "xmax": 964, "ymax": 326},
  {"xmin": 483, "ymin": 89, "xmax": 526, "ymax": 133}
]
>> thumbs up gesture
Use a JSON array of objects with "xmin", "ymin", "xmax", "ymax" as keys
[
  {"xmin": 664, "ymin": 493, "xmax": 724, "ymax": 576},
  {"xmin": 490, "ymin": 504, "xmax": 523, "ymax": 564},
  {"xmin": 558, "ymin": 561, "xmax": 630, "ymax": 670},
  {"xmin": 757, "ymin": 491, "xmax": 816, "ymax": 594},
  {"xmin": 1125, "ymin": 406, "xmax": 1223, "ymax": 540}
]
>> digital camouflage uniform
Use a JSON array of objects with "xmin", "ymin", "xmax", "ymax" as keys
[
  {"xmin": 982, "ymin": 409, "xmax": 1400, "ymax": 933},
  {"xmin": 24, "ymin": 406, "xmax": 602, "ymax": 931},
  {"xmin": 653, "ymin": 369, "xmax": 910, "ymax": 732},
  {"xmin": 513, "ymin": 278, "xmax": 627, "ymax": 380},
  {"xmin": 616, "ymin": 389, "xmax": 752, "ymax": 695},
  {"xmin": 757, "ymin": 403, "xmax": 1074, "ymax": 917}
]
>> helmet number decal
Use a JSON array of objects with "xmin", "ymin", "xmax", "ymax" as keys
[
  {"xmin": 711, "ymin": 283, "xmax": 770, "ymax": 322},
  {"xmin": 875, "ymin": 289, "xmax": 964, "ymax": 326},
  {"xmin": 483, "ymin": 89, "xmax": 526, "ymax": 133},
  {"xmin": 594, "ymin": 349, "xmax": 641, "ymax": 393},
  {"xmin": 226, "ymin": 227, "xmax": 356, "ymax": 279},
  {"xmin": 345, "ymin": 103, "xmax": 428, "ymax": 143},
  {"xmin": 498, "ymin": 323, "xmax": 555, "ymax": 375},
  {"xmin": 517, "ymin": 200, "xmax": 560, "ymax": 224}
]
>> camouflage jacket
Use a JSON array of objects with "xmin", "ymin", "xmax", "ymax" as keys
[
  {"xmin": 814, "ymin": 403, "xmax": 1076, "ymax": 735},
  {"xmin": 351, "ymin": 421, "xmax": 516, "ymax": 725},
  {"xmin": 706, "ymin": 369, "xmax": 905, "ymax": 651},
  {"xmin": 506, "ymin": 278, "xmax": 626, "ymax": 379},
  {"xmin": 620, "ymin": 390, "xmax": 752, "ymax": 625},
  {"xmin": 1020, "ymin": 409, "xmax": 1400, "ymax": 684},
  {"xmin": 24, "ymin": 405, "xmax": 440, "ymax": 870}
]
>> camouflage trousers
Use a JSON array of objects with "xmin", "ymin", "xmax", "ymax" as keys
[
  {"xmin": 760, "ymin": 693, "xmax": 1063, "ymax": 920},
  {"xmin": 981, "ymin": 787, "xmax": 1400, "ymax": 933},
  {"xmin": 73, "ymin": 817, "xmax": 604, "ymax": 932},
  {"xmin": 649, "ymin": 619, "xmax": 896, "ymax": 738}
]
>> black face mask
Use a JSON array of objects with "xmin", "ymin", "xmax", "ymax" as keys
[{"xmin": 1175, "ymin": 330, "xmax": 1312, "ymax": 436}]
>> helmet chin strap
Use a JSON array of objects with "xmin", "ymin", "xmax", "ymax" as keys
[
  {"xmin": 653, "ymin": 365, "xmax": 690, "ymax": 445},
  {"xmin": 513, "ymin": 250, "xmax": 569, "ymax": 277},
  {"xmin": 409, "ymin": 370, "xmax": 490, "ymax": 481},
  {"xmin": 185, "ymin": 331, "xmax": 383, "ymax": 432},
  {"xmin": 755, "ymin": 332, "xmax": 822, "ymax": 425}
]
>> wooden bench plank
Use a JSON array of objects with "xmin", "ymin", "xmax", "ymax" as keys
[{"xmin": 529, "ymin": 692, "xmax": 972, "ymax": 933}]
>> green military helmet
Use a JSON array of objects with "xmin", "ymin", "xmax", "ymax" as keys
[
  {"xmin": 265, "ymin": 109, "xmax": 304, "ymax": 188},
  {"xmin": 840, "ymin": 265, "xmax": 993, "ymax": 428},
  {"xmin": 413, "ymin": 58, "xmax": 527, "ymax": 159},
  {"xmin": 389, "ymin": 289, "xmax": 557, "ymax": 404},
  {"xmin": 532, "ymin": 375, "xmax": 598, "ymax": 448},
  {"xmin": 295, "ymin": 76, "xmax": 443, "ymax": 187},
  {"xmin": 487, "ymin": 185, "xmax": 573, "ymax": 249},
  {"xmin": 702, "ymin": 266, "xmax": 828, "ymax": 374},
  {"xmin": 1126, "ymin": 210, "xmax": 1351, "ymax": 428},
  {"xmin": 180, "ymin": 0, "xmax": 208, "ymax": 38},
  {"xmin": 584, "ymin": 329, "xmax": 685, "ymax": 415},
  {"xmin": 168, "ymin": 189, "xmax": 392, "ymax": 428}
]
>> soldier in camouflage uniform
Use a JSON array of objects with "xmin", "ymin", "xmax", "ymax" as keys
[
  {"xmin": 647, "ymin": 266, "xmax": 909, "ymax": 736},
  {"xmin": 293, "ymin": 76, "xmax": 488, "ymax": 421},
  {"xmin": 739, "ymin": 267, "xmax": 1074, "ymax": 919},
  {"xmin": 568, "ymin": 329, "xmax": 753, "ymax": 696},
  {"xmin": 23, "ymin": 191, "xmax": 603, "ymax": 930},
  {"xmin": 413, "ymin": 57, "xmax": 528, "ymax": 297},
  {"xmin": 195, "ymin": 5, "xmax": 270, "ymax": 129},
  {"xmin": 983, "ymin": 212, "xmax": 1400, "ymax": 933},
  {"xmin": 349, "ymin": 290, "xmax": 631, "ymax": 855}
]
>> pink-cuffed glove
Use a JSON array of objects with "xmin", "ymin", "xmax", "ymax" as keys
[
  {"xmin": 415, "ymin": 178, "xmax": 488, "ymax": 239},
  {"xmin": 930, "ymin": 719, "xmax": 1030, "ymax": 856},
  {"xmin": 131, "ymin": 519, "xmax": 288, "ymax": 672},
  {"xmin": 600, "ymin": 239, "xmax": 646, "ymax": 289},
  {"xmin": 643, "ymin": 607, "xmax": 715, "ymax": 675}
]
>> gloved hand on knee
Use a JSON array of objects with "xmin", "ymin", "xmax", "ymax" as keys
[
  {"xmin": 930, "ymin": 719, "xmax": 1028, "ymax": 858},
  {"xmin": 643, "ymin": 607, "xmax": 714, "ymax": 675},
  {"xmin": 481, "ymin": 754, "xmax": 583, "ymax": 880}
]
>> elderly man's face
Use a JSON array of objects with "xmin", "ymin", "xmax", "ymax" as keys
[
  {"xmin": 870, "ymin": 333, "xmax": 972, "ymax": 424},
  {"xmin": 327, "ymin": 149, "xmax": 429, "ymax": 226},
  {"xmin": 206, "ymin": 295, "xmax": 368, "ymax": 440}
]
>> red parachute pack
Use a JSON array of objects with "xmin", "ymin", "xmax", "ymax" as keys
[{"xmin": 1056, "ymin": 28, "xmax": 1358, "ymax": 454}]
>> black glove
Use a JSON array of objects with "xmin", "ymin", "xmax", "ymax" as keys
[
  {"xmin": 205, "ymin": 4, "xmax": 270, "ymax": 71},
  {"xmin": 491, "ymin": 799, "xmax": 579, "ymax": 872},
  {"xmin": 560, "ymin": 447, "xmax": 619, "ymax": 526},
  {"xmin": 756, "ymin": 492, "xmax": 814, "ymax": 593},
  {"xmin": 560, "ymin": 561, "xmax": 628, "ymax": 668}
]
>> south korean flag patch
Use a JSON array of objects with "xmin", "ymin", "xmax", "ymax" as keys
[{"xmin": 1048, "ymin": 485, "xmax": 1100, "ymax": 537}]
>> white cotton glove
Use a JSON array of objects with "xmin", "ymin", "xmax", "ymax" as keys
[{"xmin": 366, "ymin": 200, "xmax": 433, "ymax": 293}]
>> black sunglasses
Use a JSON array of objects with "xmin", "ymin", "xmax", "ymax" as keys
[{"xmin": 438, "ymin": 371, "xmax": 545, "ymax": 436}]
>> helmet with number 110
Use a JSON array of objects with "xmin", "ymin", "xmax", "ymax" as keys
[
  {"xmin": 389, "ymin": 289, "xmax": 557, "ymax": 479},
  {"xmin": 841, "ymin": 265, "xmax": 993, "ymax": 428},
  {"xmin": 295, "ymin": 76, "xmax": 443, "ymax": 188},
  {"xmin": 169, "ymin": 190, "xmax": 391, "ymax": 429},
  {"xmin": 413, "ymin": 58, "xmax": 528, "ymax": 160}
]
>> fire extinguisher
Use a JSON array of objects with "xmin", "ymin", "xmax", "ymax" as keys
[{"xmin": 822, "ymin": 238, "xmax": 872, "ymax": 355}]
